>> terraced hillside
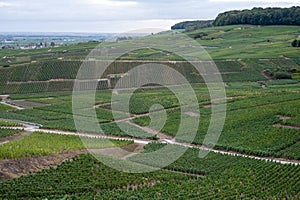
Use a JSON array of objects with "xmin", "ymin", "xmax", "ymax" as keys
[
  {"xmin": 0, "ymin": 25, "xmax": 299, "ymax": 199},
  {"xmin": 0, "ymin": 26, "xmax": 299, "ymax": 94}
]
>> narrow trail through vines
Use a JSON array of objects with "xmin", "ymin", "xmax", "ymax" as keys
[{"xmin": 1, "ymin": 121, "xmax": 299, "ymax": 166}]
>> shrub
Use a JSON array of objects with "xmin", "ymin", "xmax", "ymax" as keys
[
  {"xmin": 292, "ymin": 73, "xmax": 300, "ymax": 79},
  {"xmin": 291, "ymin": 39, "xmax": 300, "ymax": 47},
  {"xmin": 291, "ymin": 39, "xmax": 298, "ymax": 47},
  {"xmin": 274, "ymin": 72, "xmax": 292, "ymax": 79},
  {"xmin": 264, "ymin": 69, "xmax": 273, "ymax": 77}
]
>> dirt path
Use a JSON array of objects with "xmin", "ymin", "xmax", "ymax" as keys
[
  {"xmin": 89, "ymin": 143, "xmax": 146, "ymax": 160},
  {"xmin": 2, "ymin": 120, "xmax": 300, "ymax": 166},
  {"xmin": 24, "ymin": 126, "xmax": 300, "ymax": 165},
  {"xmin": 0, "ymin": 101, "xmax": 24, "ymax": 110},
  {"xmin": 63, "ymin": 59, "xmax": 216, "ymax": 63},
  {"xmin": 94, "ymin": 102, "xmax": 116, "ymax": 108},
  {"xmin": 260, "ymin": 70, "xmax": 272, "ymax": 80},
  {"xmin": 9, "ymin": 62, "xmax": 32, "ymax": 67},
  {"xmin": 0, "ymin": 131, "xmax": 30, "ymax": 145},
  {"xmin": 163, "ymin": 139, "xmax": 300, "ymax": 166},
  {"xmin": 32, "ymin": 127, "xmax": 151, "ymax": 145},
  {"xmin": 273, "ymin": 124, "xmax": 300, "ymax": 130},
  {"xmin": 126, "ymin": 121, "xmax": 173, "ymax": 142}
]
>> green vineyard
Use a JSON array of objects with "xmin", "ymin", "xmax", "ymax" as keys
[{"xmin": 0, "ymin": 24, "xmax": 299, "ymax": 199}]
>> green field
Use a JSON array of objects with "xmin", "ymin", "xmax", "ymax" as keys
[
  {"xmin": 0, "ymin": 25, "xmax": 299, "ymax": 199},
  {"xmin": 0, "ymin": 80, "xmax": 298, "ymax": 159},
  {"xmin": 0, "ymin": 145, "xmax": 299, "ymax": 199},
  {"xmin": 0, "ymin": 26, "xmax": 299, "ymax": 94},
  {"xmin": 0, "ymin": 132, "xmax": 132, "ymax": 159},
  {"xmin": 0, "ymin": 128, "xmax": 22, "ymax": 139}
]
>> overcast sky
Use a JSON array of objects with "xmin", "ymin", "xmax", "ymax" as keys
[{"xmin": 0, "ymin": 0, "xmax": 299, "ymax": 33}]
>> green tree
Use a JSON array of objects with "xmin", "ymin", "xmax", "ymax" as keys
[
  {"xmin": 291, "ymin": 39, "xmax": 298, "ymax": 47},
  {"xmin": 297, "ymin": 40, "xmax": 300, "ymax": 47},
  {"xmin": 213, "ymin": 6, "xmax": 300, "ymax": 26}
]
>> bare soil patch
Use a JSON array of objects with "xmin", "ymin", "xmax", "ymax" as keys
[
  {"xmin": 7, "ymin": 100, "xmax": 50, "ymax": 109},
  {"xmin": 89, "ymin": 143, "xmax": 146, "ymax": 160},
  {"xmin": 0, "ymin": 150, "xmax": 87, "ymax": 180},
  {"xmin": 276, "ymin": 115, "xmax": 292, "ymax": 121},
  {"xmin": 93, "ymin": 102, "xmax": 115, "ymax": 109},
  {"xmin": 0, "ymin": 95, "xmax": 9, "ymax": 100},
  {"xmin": 0, "ymin": 131, "xmax": 29, "ymax": 145},
  {"xmin": 259, "ymin": 59, "xmax": 271, "ymax": 61},
  {"xmin": 185, "ymin": 112, "xmax": 200, "ymax": 117},
  {"xmin": 261, "ymin": 70, "xmax": 272, "ymax": 80},
  {"xmin": 203, "ymin": 104, "xmax": 213, "ymax": 108},
  {"xmin": 273, "ymin": 124, "xmax": 300, "ymax": 130}
]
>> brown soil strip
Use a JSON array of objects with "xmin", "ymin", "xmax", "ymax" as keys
[
  {"xmin": 273, "ymin": 124, "xmax": 300, "ymax": 130},
  {"xmin": 89, "ymin": 143, "xmax": 146, "ymax": 160},
  {"xmin": 261, "ymin": 70, "xmax": 272, "ymax": 80},
  {"xmin": 6, "ymin": 100, "xmax": 49, "ymax": 109},
  {"xmin": 89, "ymin": 147, "xmax": 136, "ymax": 159},
  {"xmin": 121, "ymin": 143, "xmax": 145, "ymax": 153},
  {"xmin": 276, "ymin": 115, "xmax": 292, "ymax": 121},
  {"xmin": 0, "ymin": 101, "xmax": 22, "ymax": 110},
  {"xmin": 156, "ymin": 132, "xmax": 174, "ymax": 141},
  {"xmin": 214, "ymin": 72, "xmax": 239, "ymax": 75},
  {"xmin": 185, "ymin": 111, "xmax": 200, "ymax": 117},
  {"xmin": 0, "ymin": 150, "xmax": 87, "ymax": 180},
  {"xmin": 125, "ymin": 121, "xmax": 173, "ymax": 141},
  {"xmin": 93, "ymin": 102, "xmax": 116, "ymax": 109},
  {"xmin": 203, "ymin": 104, "xmax": 213, "ymax": 108},
  {"xmin": 9, "ymin": 62, "xmax": 32, "ymax": 67},
  {"xmin": 0, "ymin": 131, "xmax": 30, "ymax": 145},
  {"xmin": 163, "ymin": 139, "xmax": 300, "ymax": 166},
  {"xmin": 7, "ymin": 79, "xmax": 74, "ymax": 84},
  {"xmin": 0, "ymin": 95, "xmax": 9, "ymax": 100}
]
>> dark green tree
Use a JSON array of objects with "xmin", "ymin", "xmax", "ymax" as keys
[
  {"xmin": 292, "ymin": 39, "xmax": 298, "ymax": 47},
  {"xmin": 214, "ymin": 7, "xmax": 300, "ymax": 26},
  {"xmin": 297, "ymin": 40, "xmax": 300, "ymax": 47}
]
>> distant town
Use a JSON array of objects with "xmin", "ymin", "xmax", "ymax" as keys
[{"xmin": 0, "ymin": 32, "xmax": 115, "ymax": 50}]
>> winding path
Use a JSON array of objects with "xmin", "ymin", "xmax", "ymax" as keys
[
  {"xmin": 1, "ymin": 120, "xmax": 299, "ymax": 166},
  {"xmin": 0, "ymin": 101, "xmax": 25, "ymax": 110},
  {"xmin": 0, "ymin": 98, "xmax": 299, "ymax": 166}
]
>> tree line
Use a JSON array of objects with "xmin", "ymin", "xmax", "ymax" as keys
[
  {"xmin": 214, "ymin": 7, "xmax": 300, "ymax": 26},
  {"xmin": 172, "ymin": 7, "xmax": 300, "ymax": 31},
  {"xmin": 171, "ymin": 20, "xmax": 213, "ymax": 31}
]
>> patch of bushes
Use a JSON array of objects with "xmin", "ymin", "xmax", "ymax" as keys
[
  {"xmin": 193, "ymin": 32, "xmax": 208, "ymax": 39},
  {"xmin": 274, "ymin": 72, "xmax": 292, "ymax": 79},
  {"xmin": 291, "ymin": 39, "xmax": 300, "ymax": 47},
  {"xmin": 292, "ymin": 73, "xmax": 300, "ymax": 79}
]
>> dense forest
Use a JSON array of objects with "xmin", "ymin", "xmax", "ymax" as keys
[
  {"xmin": 172, "ymin": 7, "xmax": 300, "ymax": 31},
  {"xmin": 171, "ymin": 20, "xmax": 213, "ymax": 31},
  {"xmin": 214, "ymin": 7, "xmax": 300, "ymax": 26}
]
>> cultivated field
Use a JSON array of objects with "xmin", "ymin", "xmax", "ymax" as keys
[{"xmin": 0, "ymin": 25, "xmax": 299, "ymax": 199}]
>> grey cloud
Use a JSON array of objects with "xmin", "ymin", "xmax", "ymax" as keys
[{"xmin": 0, "ymin": 0, "xmax": 299, "ymax": 32}]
